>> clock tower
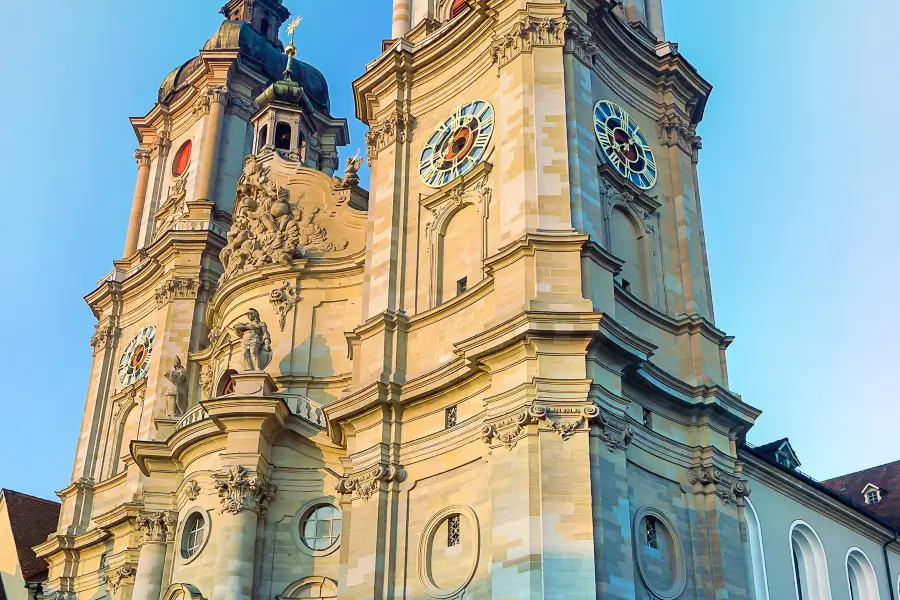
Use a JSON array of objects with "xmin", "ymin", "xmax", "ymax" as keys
[{"xmin": 38, "ymin": 1, "xmax": 763, "ymax": 600}]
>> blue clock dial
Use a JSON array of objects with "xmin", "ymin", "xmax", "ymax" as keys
[
  {"xmin": 420, "ymin": 100, "xmax": 494, "ymax": 188},
  {"xmin": 117, "ymin": 325, "xmax": 156, "ymax": 386},
  {"xmin": 594, "ymin": 100, "xmax": 658, "ymax": 190}
]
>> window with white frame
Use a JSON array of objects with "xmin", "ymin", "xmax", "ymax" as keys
[{"xmin": 865, "ymin": 489, "xmax": 882, "ymax": 505}]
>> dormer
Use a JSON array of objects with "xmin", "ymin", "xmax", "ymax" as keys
[
  {"xmin": 755, "ymin": 438, "xmax": 802, "ymax": 470},
  {"xmin": 862, "ymin": 483, "xmax": 885, "ymax": 505}
]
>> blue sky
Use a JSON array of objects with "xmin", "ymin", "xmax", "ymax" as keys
[{"xmin": 0, "ymin": 0, "xmax": 895, "ymax": 500}]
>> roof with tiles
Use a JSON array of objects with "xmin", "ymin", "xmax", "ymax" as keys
[
  {"xmin": 822, "ymin": 460, "xmax": 900, "ymax": 528},
  {"xmin": 1, "ymin": 489, "xmax": 61, "ymax": 581}
]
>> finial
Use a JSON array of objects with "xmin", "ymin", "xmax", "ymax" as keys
[{"xmin": 283, "ymin": 16, "xmax": 302, "ymax": 81}]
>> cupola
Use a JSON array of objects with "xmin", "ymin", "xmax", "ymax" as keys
[{"xmin": 220, "ymin": 0, "xmax": 290, "ymax": 49}]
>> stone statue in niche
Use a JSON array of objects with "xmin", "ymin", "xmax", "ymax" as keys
[
  {"xmin": 219, "ymin": 155, "xmax": 348, "ymax": 283},
  {"xmin": 164, "ymin": 356, "xmax": 188, "ymax": 416},
  {"xmin": 233, "ymin": 309, "xmax": 272, "ymax": 371}
]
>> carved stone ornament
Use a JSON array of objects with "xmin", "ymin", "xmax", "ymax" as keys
[
  {"xmin": 270, "ymin": 281, "xmax": 301, "ymax": 332},
  {"xmin": 600, "ymin": 177, "xmax": 658, "ymax": 237},
  {"xmin": 164, "ymin": 356, "xmax": 188, "ymax": 417},
  {"xmin": 482, "ymin": 410, "xmax": 538, "ymax": 450},
  {"xmin": 490, "ymin": 16, "xmax": 567, "ymax": 72},
  {"xmin": 193, "ymin": 85, "xmax": 230, "ymax": 117},
  {"xmin": 529, "ymin": 404, "xmax": 600, "ymax": 440},
  {"xmin": 592, "ymin": 408, "xmax": 634, "ymax": 452},
  {"xmin": 688, "ymin": 465, "xmax": 751, "ymax": 505},
  {"xmin": 155, "ymin": 278, "xmax": 203, "ymax": 308},
  {"xmin": 333, "ymin": 151, "xmax": 363, "ymax": 188},
  {"xmin": 564, "ymin": 20, "xmax": 599, "ymax": 66},
  {"xmin": 105, "ymin": 566, "xmax": 136, "ymax": 592},
  {"xmin": 220, "ymin": 155, "xmax": 348, "ymax": 283},
  {"xmin": 199, "ymin": 364, "xmax": 214, "ymax": 400},
  {"xmin": 213, "ymin": 466, "xmax": 277, "ymax": 515},
  {"xmin": 90, "ymin": 321, "xmax": 121, "ymax": 355},
  {"xmin": 135, "ymin": 511, "xmax": 177, "ymax": 546},
  {"xmin": 658, "ymin": 106, "xmax": 701, "ymax": 160},
  {"xmin": 185, "ymin": 479, "xmax": 201, "ymax": 501},
  {"xmin": 365, "ymin": 105, "xmax": 415, "ymax": 165},
  {"xmin": 135, "ymin": 149, "xmax": 152, "ymax": 168},
  {"xmin": 335, "ymin": 463, "xmax": 407, "ymax": 502}
]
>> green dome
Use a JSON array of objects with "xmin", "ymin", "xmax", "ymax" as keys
[{"xmin": 158, "ymin": 20, "xmax": 330, "ymax": 114}]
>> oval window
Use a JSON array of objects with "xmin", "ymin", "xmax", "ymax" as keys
[
  {"xmin": 180, "ymin": 511, "xmax": 207, "ymax": 559},
  {"xmin": 300, "ymin": 504, "xmax": 342, "ymax": 551},
  {"xmin": 172, "ymin": 140, "xmax": 192, "ymax": 177}
]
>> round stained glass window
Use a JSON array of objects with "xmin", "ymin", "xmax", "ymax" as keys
[
  {"xmin": 300, "ymin": 504, "xmax": 342, "ymax": 551},
  {"xmin": 173, "ymin": 140, "xmax": 192, "ymax": 177}
]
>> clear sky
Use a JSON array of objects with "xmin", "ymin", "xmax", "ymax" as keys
[{"xmin": 0, "ymin": 0, "xmax": 896, "ymax": 501}]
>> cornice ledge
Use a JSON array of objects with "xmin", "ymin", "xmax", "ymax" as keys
[
  {"xmin": 33, "ymin": 535, "xmax": 73, "ymax": 559},
  {"xmin": 740, "ymin": 454, "xmax": 898, "ymax": 542},
  {"xmin": 582, "ymin": 240, "xmax": 625, "ymax": 275},
  {"xmin": 345, "ymin": 310, "xmax": 411, "ymax": 351},
  {"xmin": 408, "ymin": 276, "xmax": 493, "ymax": 331},
  {"xmin": 93, "ymin": 502, "xmax": 145, "ymax": 531},
  {"xmin": 130, "ymin": 440, "xmax": 173, "ymax": 477},
  {"xmin": 326, "ymin": 380, "xmax": 400, "ymax": 444},
  {"xmin": 201, "ymin": 396, "xmax": 292, "ymax": 435},
  {"xmin": 614, "ymin": 285, "xmax": 730, "ymax": 344},
  {"xmin": 485, "ymin": 231, "xmax": 591, "ymax": 273},
  {"xmin": 634, "ymin": 362, "xmax": 760, "ymax": 427}
]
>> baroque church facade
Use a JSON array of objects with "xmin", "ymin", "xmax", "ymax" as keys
[{"xmin": 33, "ymin": 1, "xmax": 900, "ymax": 600}]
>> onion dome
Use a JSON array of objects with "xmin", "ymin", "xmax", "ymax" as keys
[
  {"xmin": 157, "ymin": 20, "xmax": 330, "ymax": 114},
  {"xmin": 450, "ymin": 0, "xmax": 469, "ymax": 19}
]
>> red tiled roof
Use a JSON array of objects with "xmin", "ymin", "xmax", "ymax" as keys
[
  {"xmin": 2, "ymin": 489, "xmax": 61, "ymax": 581},
  {"xmin": 822, "ymin": 460, "xmax": 900, "ymax": 529}
]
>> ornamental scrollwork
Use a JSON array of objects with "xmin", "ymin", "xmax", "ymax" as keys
[
  {"xmin": 490, "ymin": 16, "xmax": 567, "ymax": 71},
  {"xmin": 481, "ymin": 410, "xmax": 538, "ymax": 450},
  {"xmin": 591, "ymin": 408, "xmax": 634, "ymax": 452},
  {"xmin": 658, "ymin": 105, "xmax": 702, "ymax": 161},
  {"xmin": 213, "ymin": 466, "xmax": 277, "ymax": 515},
  {"xmin": 563, "ymin": 20, "xmax": 599, "ymax": 66},
  {"xmin": 335, "ymin": 463, "xmax": 407, "ymax": 502},
  {"xmin": 155, "ymin": 278, "xmax": 203, "ymax": 308},
  {"xmin": 599, "ymin": 177, "xmax": 658, "ymax": 237},
  {"xmin": 135, "ymin": 511, "xmax": 177, "ymax": 546},
  {"xmin": 688, "ymin": 465, "xmax": 751, "ymax": 505},
  {"xmin": 528, "ymin": 404, "xmax": 600, "ymax": 441},
  {"xmin": 270, "ymin": 281, "xmax": 301, "ymax": 332},
  {"xmin": 105, "ymin": 566, "xmax": 136, "ymax": 592},
  {"xmin": 90, "ymin": 321, "xmax": 121, "ymax": 355},
  {"xmin": 185, "ymin": 479, "xmax": 201, "ymax": 501}
]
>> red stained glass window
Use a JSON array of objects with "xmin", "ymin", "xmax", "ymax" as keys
[{"xmin": 172, "ymin": 140, "xmax": 192, "ymax": 176}]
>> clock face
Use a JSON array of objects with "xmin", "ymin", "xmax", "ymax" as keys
[
  {"xmin": 593, "ymin": 100, "xmax": 658, "ymax": 190},
  {"xmin": 117, "ymin": 325, "xmax": 156, "ymax": 387},
  {"xmin": 420, "ymin": 100, "xmax": 494, "ymax": 188}
]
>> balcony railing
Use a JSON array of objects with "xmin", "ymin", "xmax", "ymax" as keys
[{"xmin": 173, "ymin": 393, "xmax": 325, "ymax": 432}]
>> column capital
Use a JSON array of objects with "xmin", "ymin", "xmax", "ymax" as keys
[
  {"xmin": 134, "ymin": 149, "xmax": 152, "ymax": 167},
  {"xmin": 134, "ymin": 510, "xmax": 177, "ymax": 546},
  {"xmin": 213, "ymin": 466, "xmax": 277, "ymax": 516}
]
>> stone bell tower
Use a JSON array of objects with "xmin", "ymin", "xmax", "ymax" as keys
[{"xmin": 328, "ymin": 0, "xmax": 759, "ymax": 599}]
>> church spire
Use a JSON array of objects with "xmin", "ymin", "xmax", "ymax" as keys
[{"xmin": 220, "ymin": 0, "xmax": 290, "ymax": 47}]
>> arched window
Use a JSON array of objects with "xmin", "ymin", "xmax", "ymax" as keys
[
  {"xmin": 610, "ymin": 206, "xmax": 649, "ymax": 302},
  {"xmin": 847, "ymin": 548, "xmax": 880, "ymax": 600},
  {"xmin": 743, "ymin": 499, "xmax": 770, "ymax": 600},
  {"xmin": 790, "ymin": 521, "xmax": 832, "ymax": 600},
  {"xmin": 275, "ymin": 122, "xmax": 292, "ymax": 150},
  {"xmin": 257, "ymin": 124, "xmax": 269, "ymax": 151}
]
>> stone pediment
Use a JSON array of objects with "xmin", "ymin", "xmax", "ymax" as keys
[{"xmin": 219, "ymin": 155, "xmax": 366, "ymax": 284}]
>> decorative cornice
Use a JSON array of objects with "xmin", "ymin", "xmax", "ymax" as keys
[
  {"xmin": 365, "ymin": 104, "xmax": 415, "ymax": 166},
  {"xmin": 689, "ymin": 465, "xmax": 751, "ymax": 505},
  {"xmin": 105, "ymin": 565, "xmax": 136, "ymax": 592},
  {"xmin": 658, "ymin": 105, "xmax": 702, "ymax": 160},
  {"xmin": 529, "ymin": 404, "xmax": 600, "ymax": 440},
  {"xmin": 213, "ymin": 466, "xmax": 276, "ymax": 515},
  {"xmin": 269, "ymin": 280, "xmax": 301, "ymax": 332},
  {"xmin": 154, "ymin": 277, "xmax": 208, "ymax": 308},
  {"xmin": 563, "ymin": 20, "xmax": 599, "ymax": 66},
  {"xmin": 335, "ymin": 462, "xmax": 407, "ymax": 501},
  {"xmin": 135, "ymin": 511, "xmax": 177, "ymax": 546},
  {"xmin": 481, "ymin": 409, "xmax": 537, "ymax": 450},
  {"xmin": 490, "ymin": 16, "xmax": 567, "ymax": 73}
]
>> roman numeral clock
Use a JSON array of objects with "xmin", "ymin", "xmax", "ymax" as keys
[
  {"xmin": 117, "ymin": 325, "xmax": 156, "ymax": 387},
  {"xmin": 594, "ymin": 100, "xmax": 658, "ymax": 190},
  {"xmin": 419, "ymin": 100, "xmax": 494, "ymax": 188}
]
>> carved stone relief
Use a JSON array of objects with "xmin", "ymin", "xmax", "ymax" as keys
[
  {"xmin": 219, "ymin": 155, "xmax": 348, "ymax": 283},
  {"xmin": 233, "ymin": 308, "xmax": 272, "ymax": 371},
  {"xmin": 164, "ymin": 356, "xmax": 188, "ymax": 417},
  {"xmin": 105, "ymin": 566, "xmax": 136, "ymax": 593},
  {"xmin": 270, "ymin": 281, "xmax": 301, "ymax": 332},
  {"xmin": 564, "ymin": 20, "xmax": 599, "ymax": 67},
  {"xmin": 213, "ymin": 466, "xmax": 276, "ymax": 515},
  {"xmin": 335, "ymin": 463, "xmax": 407, "ymax": 502},
  {"xmin": 593, "ymin": 408, "xmax": 634, "ymax": 452},
  {"xmin": 658, "ymin": 106, "xmax": 701, "ymax": 160},
  {"xmin": 135, "ymin": 511, "xmax": 177, "ymax": 546},
  {"xmin": 689, "ymin": 465, "xmax": 751, "ymax": 505},
  {"xmin": 185, "ymin": 479, "xmax": 201, "ymax": 501},
  {"xmin": 155, "ymin": 278, "xmax": 213, "ymax": 308},
  {"xmin": 91, "ymin": 321, "xmax": 121, "ymax": 356},
  {"xmin": 490, "ymin": 16, "xmax": 567, "ymax": 72},
  {"xmin": 365, "ymin": 104, "xmax": 415, "ymax": 165}
]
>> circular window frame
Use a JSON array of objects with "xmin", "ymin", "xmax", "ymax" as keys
[
  {"xmin": 291, "ymin": 497, "xmax": 342, "ymax": 557},
  {"xmin": 417, "ymin": 505, "xmax": 480, "ymax": 600},
  {"xmin": 632, "ymin": 506, "xmax": 687, "ymax": 600},
  {"xmin": 177, "ymin": 507, "xmax": 212, "ymax": 564},
  {"xmin": 172, "ymin": 140, "xmax": 193, "ymax": 177}
]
